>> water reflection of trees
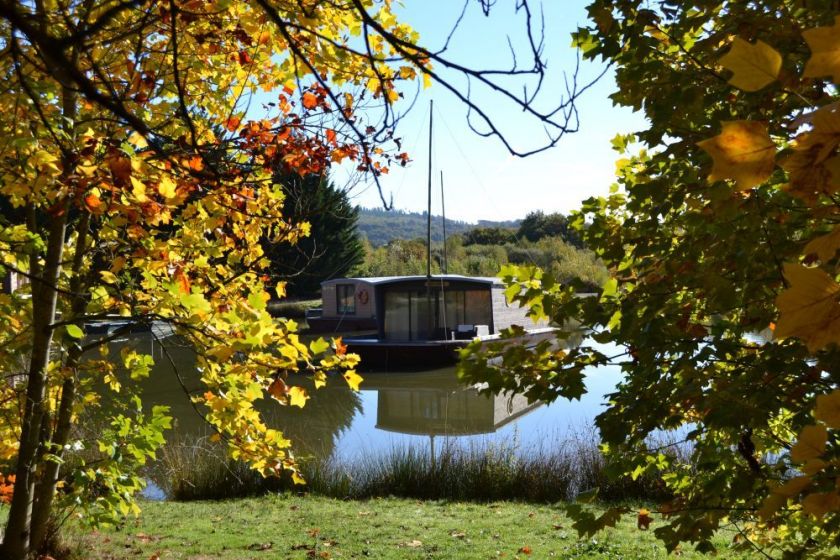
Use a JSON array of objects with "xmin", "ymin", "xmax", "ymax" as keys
[{"xmin": 95, "ymin": 333, "xmax": 361, "ymax": 463}]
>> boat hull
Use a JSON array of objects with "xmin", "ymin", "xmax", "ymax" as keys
[{"xmin": 346, "ymin": 328, "xmax": 557, "ymax": 371}]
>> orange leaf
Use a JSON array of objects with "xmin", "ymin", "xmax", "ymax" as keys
[
  {"xmin": 174, "ymin": 267, "xmax": 190, "ymax": 295},
  {"xmin": 518, "ymin": 545, "xmax": 532, "ymax": 555},
  {"xmin": 333, "ymin": 336, "xmax": 347, "ymax": 356},
  {"xmin": 302, "ymin": 91, "xmax": 318, "ymax": 110},
  {"xmin": 226, "ymin": 117, "xmax": 241, "ymax": 131},
  {"xmin": 84, "ymin": 193, "xmax": 101, "ymax": 211},
  {"xmin": 326, "ymin": 128, "xmax": 337, "ymax": 145},
  {"xmin": 188, "ymin": 156, "xmax": 204, "ymax": 172}
]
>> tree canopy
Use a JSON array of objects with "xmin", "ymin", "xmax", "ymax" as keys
[
  {"xmin": 265, "ymin": 172, "xmax": 364, "ymax": 297},
  {"xmin": 461, "ymin": 3, "xmax": 840, "ymax": 557},
  {"xmin": 0, "ymin": 0, "xmax": 589, "ymax": 557}
]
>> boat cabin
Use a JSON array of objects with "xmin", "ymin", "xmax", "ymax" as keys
[{"xmin": 313, "ymin": 275, "xmax": 547, "ymax": 341}]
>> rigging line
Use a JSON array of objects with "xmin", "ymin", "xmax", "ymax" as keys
[
  {"xmin": 434, "ymin": 103, "xmax": 506, "ymax": 221},
  {"xmin": 435, "ymin": 104, "xmax": 540, "ymax": 269},
  {"xmin": 393, "ymin": 101, "xmax": 431, "ymax": 203}
]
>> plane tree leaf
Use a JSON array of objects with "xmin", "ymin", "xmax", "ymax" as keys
[
  {"xmin": 719, "ymin": 37, "xmax": 782, "ymax": 91},
  {"xmin": 803, "ymin": 15, "xmax": 840, "ymax": 83},
  {"xmin": 697, "ymin": 121, "xmax": 776, "ymax": 190},
  {"xmin": 775, "ymin": 264, "xmax": 840, "ymax": 352}
]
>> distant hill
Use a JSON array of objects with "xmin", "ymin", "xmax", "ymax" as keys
[{"xmin": 358, "ymin": 207, "xmax": 519, "ymax": 246}]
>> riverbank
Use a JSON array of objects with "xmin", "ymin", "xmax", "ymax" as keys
[{"xmin": 44, "ymin": 495, "xmax": 754, "ymax": 559}]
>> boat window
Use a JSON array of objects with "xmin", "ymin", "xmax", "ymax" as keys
[
  {"xmin": 383, "ymin": 286, "xmax": 492, "ymax": 341},
  {"xmin": 337, "ymin": 284, "xmax": 356, "ymax": 315}
]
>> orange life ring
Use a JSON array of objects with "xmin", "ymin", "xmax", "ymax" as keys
[{"xmin": 357, "ymin": 289, "xmax": 369, "ymax": 305}]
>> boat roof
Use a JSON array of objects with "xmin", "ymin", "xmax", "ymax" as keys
[{"xmin": 321, "ymin": 275, "xmax": 502, "ymax": 288}]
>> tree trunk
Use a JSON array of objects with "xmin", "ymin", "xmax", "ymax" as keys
[
  {"xmin": 29, "ymin": 213, "xmax": 90, "ymax": 552},
  {"xmin": 1, "ymin": 213, "xmax": 67, "ymax": 560}
]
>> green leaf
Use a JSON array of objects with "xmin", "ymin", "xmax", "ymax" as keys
[{"xmin": 66, "ymin": 324, "xmax": 84, "ymax": 339}]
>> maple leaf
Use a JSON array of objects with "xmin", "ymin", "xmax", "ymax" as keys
[
  {"xmin": 697, "ymin": 121, "xmax": 776, "ymax": 190},
  {"xmin": 343, "ymin": 370, "xmax": 362, "ymax": 392},
  {"xmin": 174, "ymin": 267, "xmax": 190, "ymax": 295},
  {"xmin": 719, "ymin": 37, "xmax": 782, "ymax": 92},
  {"xmin": 815, "ymin": 390, "xmax": 840, "ymax": 429},
  {"xmin": 333, "ymin": 336, "xmax": 347, "ymax": 356},
  {"xmin": 302, "ymin": 92, "xmax": 318, "ymax": 110},
  {"xmin": 84, "ymin": 193, "xmax": 101, "ymax": 212},
  {"xmin": 225, "ymin": 116, "xmax": 241, "ymax": 131},
  {"xmin": 790, "ymin": 424, "xmax": 827, "ymax": 463},
  {"xmin": 288, "ymin": 386, "xmax": 308, "ymax": 408},
  {"xmin": 775, "ymin": 264, "xmax": 840, "ymax": 352},
  {"xmin": 803, "ymin": 15, "xmax": 840, "ymax": 83}
]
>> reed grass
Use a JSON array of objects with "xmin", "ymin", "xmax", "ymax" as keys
[{"xmin": 151, "ymin": 429, "xmax": 680, "ymax": 503}]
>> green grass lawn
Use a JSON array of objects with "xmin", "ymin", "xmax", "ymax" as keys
[{"xmin": 49, "ymin": 495, "xmax": 757, "ymax": 559}]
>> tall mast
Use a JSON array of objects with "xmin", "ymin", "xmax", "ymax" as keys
[
  {"xmin": 440, "ymin": 170, "xmax": 447, "ymax": 274},
  {"xmin": 426, "ymin": 99, "xmax": 433, "ymax": 279}
]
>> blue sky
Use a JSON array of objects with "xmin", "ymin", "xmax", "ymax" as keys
[{"xmin": 335, "ymin": 0, "xmax": 646, "ymax": 223}]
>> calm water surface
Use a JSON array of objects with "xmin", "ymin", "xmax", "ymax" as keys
[{"xmin": 107, "ymin": 332, "xmax": 622, "ymax": 465}]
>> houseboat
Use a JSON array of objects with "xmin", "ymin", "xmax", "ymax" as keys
[{"xmin": 306, "ymin": 274, "xmax": 554, "ymax": 368}]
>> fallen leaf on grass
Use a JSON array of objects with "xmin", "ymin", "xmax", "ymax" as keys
[
  {"xmin": 358, "ymin": 510, "xmax": 372, "ymax": 516},
  {"xmin": 400, "ymin": 539, "xmax": 423, "ymax": 548},
  {"xmin": 450, "ymin": 530, "xmax": 466, "ymax": 539},
  {"xmin": 518, "ymin": 545, "xmax": 533, "ymax": 554},
  {"xmin": 637, "ymin": 508, "xmax": 653, "ymax": 530},
  {"xmin": 135, "ymin": 533, "xmax": 157, "ymax": 543},
  {"xmin": 307, "ymin": 528, "xmax": 321, "ymax": 538},
  {"xmin": 247, "ymin": 542, "xmax": 273, "ymax": 551}
]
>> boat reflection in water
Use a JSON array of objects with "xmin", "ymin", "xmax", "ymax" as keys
[
  {"xmin": 364, "ymin": 369, "xmax": 540, "ymax": 437},
  {"xmin": 101, "ymin": 333, "xmax": 544, "ymax": 463}
]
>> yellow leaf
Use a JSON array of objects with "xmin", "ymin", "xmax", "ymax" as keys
[
  {"xmin": 775, "ymin": 264, "xmax": 840, "ymax": 352},
  {"xmin": 128, "ymin": 132, "xmax": 148, "ymax": 149},
  {"xmin": 803, "ymin": 15, "xmax": 840, "ymax": 83},
  {"xmin": 100, "ymin": 270, "xmax": 118, "ymax": 284},
  {"xmin": 802, "ymin": 491, "xmax": 840, "ymax": 518},
  {"xmin": 291, "ymin": 471, "xmax": 306, "ymax": 485},
  {"xmin": 718, "ymin": 37, "xmax": 781, "ymax": 92},
  {"xmin": 130, "ymin": 176, "xmax": 148, "ymax": 202},
  {"xmin": 288, "ymin": 386, "xmax": 308, "ymax": 408},
  {"xmin": 158, "ymin": 176, "xmax": 177, "ymax": 199},
  {"xmin": 804, "ymin": 226, "xmax": 840, "ymax": 262},
  {"xmin": 815, "ymin": 390, "xmax": 840, "ymax": 429},
  {"xmin": 790, "ymin": 424, "xmax": 827, "ymax": 463},
  {"xmin": 275, "ymin": 281, "xmax": 286, "ymax": 298},
  {"xmin": 697, "ymin": 121, "xmax": 776, "ymax": 190},
  {"xmin": 343, "ymin": 370, "xmax": 363, "ymax": 392},
  {"xmin": 423, "ymin": 72, "xmax": 432, "ymax": 89}
]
